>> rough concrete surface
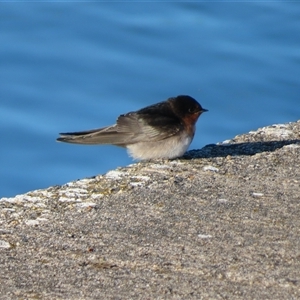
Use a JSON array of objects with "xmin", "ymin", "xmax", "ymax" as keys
[{"xmin": 1, "ymin": 121, "xmax": 300, "ymax": 299}]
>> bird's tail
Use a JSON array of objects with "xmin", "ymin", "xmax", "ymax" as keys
[{"xmin": 57, "ymin": 125, "xmax": 127, "ymax": 146}]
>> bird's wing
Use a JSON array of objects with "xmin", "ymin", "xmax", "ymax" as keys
[
  {"xmin": 57, "ymin": 101, "xmax": 183, "ymax": 146},
  {"xmin": 115, "ymin": 112, "xmax": 183, "ymax": 144}
]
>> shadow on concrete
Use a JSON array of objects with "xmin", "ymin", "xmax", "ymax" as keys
[{"xmin": 184, "ymin": 139, "xmax": 300, "ymax": 159}]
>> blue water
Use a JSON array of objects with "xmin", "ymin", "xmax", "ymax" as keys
[{"xmin": 1, "ymin": 2, "xmax": 299, "ymax": 198}]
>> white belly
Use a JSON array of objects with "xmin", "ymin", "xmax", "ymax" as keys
[{"xmin": 126, "ymin": 133, "xmax": 193, "ymax": 160}]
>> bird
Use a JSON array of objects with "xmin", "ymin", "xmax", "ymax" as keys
[{"xmin": 57, "ymin": 95, "xmax": 208, "ymax": 160}]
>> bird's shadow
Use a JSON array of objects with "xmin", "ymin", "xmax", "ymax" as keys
[{"xmin": 183, "ymin": 139, "xmax": 300, "ymax": 159}]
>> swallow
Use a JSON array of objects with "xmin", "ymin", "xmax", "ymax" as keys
[{"xmin": 57, "ymin": 95, "xmax": 208, "ymax": 160}]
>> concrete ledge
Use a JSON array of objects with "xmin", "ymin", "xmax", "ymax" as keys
[{"xmin": 1, "ymin": 121, "xmax": 300, "ymax": 298}]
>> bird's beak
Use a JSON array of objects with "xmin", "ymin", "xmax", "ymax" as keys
[{"xmin": 201, "ymin": 108, "xmax": 208, "ymax": 113}]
